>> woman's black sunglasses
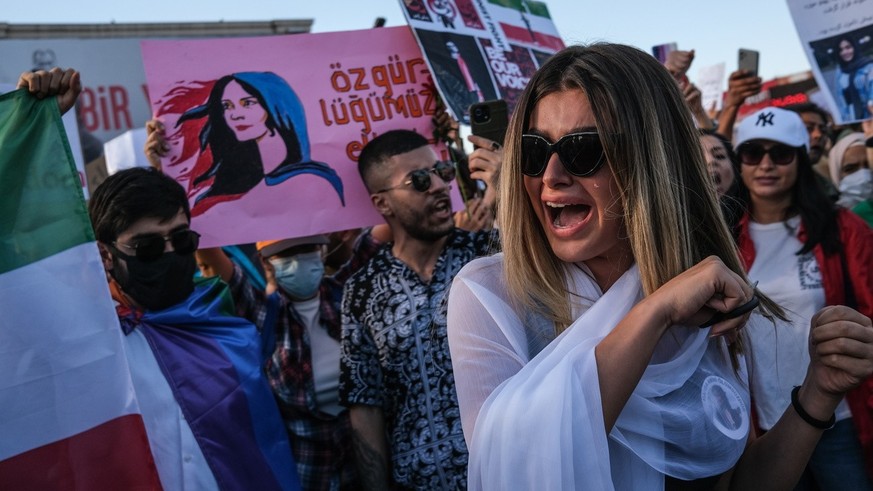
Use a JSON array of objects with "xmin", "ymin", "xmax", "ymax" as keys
[
  {"xmin": 112, "ymin": 229, "xmax": 201, "ymax": 262},
  {"xmin": 376, "ymin": 161, "xmax": 456, "ymax": 193},
  {"xmin": 736, "ymin": 142, "xmax": 797, "ymax": 166},
  {"xmin": 521, "ymin": 132, "xmax": 605, "ymax": 177}
]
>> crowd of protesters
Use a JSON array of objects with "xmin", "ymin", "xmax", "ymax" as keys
[{"xmin": 10, "ymin": 32, "xmax": 873, "ymax": 491}]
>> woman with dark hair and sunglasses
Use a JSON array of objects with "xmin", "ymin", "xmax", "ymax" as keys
[
  {"xmin": 732, "ymin": 107, "xmax": 873, "ymax": 489},
  {"xmin": 446, "ymin": 44, "xmax": 873, "ymax": 489}
]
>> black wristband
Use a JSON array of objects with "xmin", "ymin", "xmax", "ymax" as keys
[
  {"xmin": 866, "ymin": 136, "xmax": 873, "ymax": 148},
  {"xmin": 791, "ymin": 386, "xmax": 836, "ymax": 430}
]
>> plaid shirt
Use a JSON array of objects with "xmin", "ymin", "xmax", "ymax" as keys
[{"xmin": 229, "ymin": 229, "xmax": 382, "ymax": 491}]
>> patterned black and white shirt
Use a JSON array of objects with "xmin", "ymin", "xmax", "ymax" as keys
[{"xmin": 339, "ymin": 229, "xmax": 497, "ymax": 490}]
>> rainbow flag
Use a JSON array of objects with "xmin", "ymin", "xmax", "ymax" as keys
[
  {"xmin": 0, "ymin": 89, "xmax": 162, "ymax": 488},
  {"xmin": 120, "ymin": 277, "xmax": 301, "ymax": 491}
]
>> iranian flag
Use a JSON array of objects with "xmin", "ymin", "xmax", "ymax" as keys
[
  {"xmin": 486, "ymin": 0, "xmax": 564, "ymax": 52},
  {"xmin": 0, "ymin": 89, "xmax": 161, "ymax": 489}
]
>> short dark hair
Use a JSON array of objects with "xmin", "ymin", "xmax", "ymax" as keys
[
  {"xmin": 89, "ymin": 168, "xmax": 190, "ymax": 243},
  {"xmin": 357, "ymin": 129, "xmax": 429, "ymax": 191},
  {"xmin": 785, "ymin": 103, "xmax": 831, "ymax": 123}
]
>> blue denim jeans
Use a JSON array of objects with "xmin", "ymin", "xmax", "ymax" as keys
[{"xmin": 794, "ymin": 418, "xmax": 872, "ymax": 491}]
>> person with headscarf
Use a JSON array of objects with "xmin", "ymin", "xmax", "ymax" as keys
[
  {"xmin": 835, "ymin": 36, "xmax": 873, "ymax": 121},
  {"xmin": 829, "ymin": 131, "xmax": 873, "ymax": 224}
]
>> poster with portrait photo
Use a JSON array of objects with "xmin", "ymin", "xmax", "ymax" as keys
[
  {"xmin": 416, "ymin": 29, "xmax": 498, "ymax": 124},
  {"xmin": 787, "ymin": 0, "xmax": 873, "ymax": 124},
  {"xmin": 400, "ymin": 0, "xmax": 564, "ymax": 124}
]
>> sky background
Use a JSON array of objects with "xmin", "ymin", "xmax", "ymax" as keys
[{"xmin": 2, "ymin": 0, "xmax": 812, "ymax": 82}]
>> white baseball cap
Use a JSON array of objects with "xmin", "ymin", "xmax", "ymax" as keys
[{"xmin": 735, "ymin": 107, "xmax": 809, "ymax": 150}]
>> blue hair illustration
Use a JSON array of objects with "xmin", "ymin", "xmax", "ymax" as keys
[{"xmin": 177, "ymin": 71, "xmax": 344, "ymax": 212}]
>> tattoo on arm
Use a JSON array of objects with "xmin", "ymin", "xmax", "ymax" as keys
[{"xmin": 352, "ymin": 429, "xmax": 390, "ymax": 490}]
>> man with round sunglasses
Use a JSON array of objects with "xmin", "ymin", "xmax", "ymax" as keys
[
  {"xmin": 88, "ymin": 166, "xmax": 300, "ymax": 490},
  {"xmin": 374, "ymin": 159, "xmax": 456, "ymax": 193},
  {"xmin": 339, "ymin": 129, "xmax": 499, "ymax": 490}
]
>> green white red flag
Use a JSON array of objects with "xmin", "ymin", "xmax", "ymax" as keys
[{"xmin": 0, "ymin": 89, "xmax": 161, "ymax": 489}]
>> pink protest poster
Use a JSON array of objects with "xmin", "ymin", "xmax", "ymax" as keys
[
  {"xmin": 400, "ymin": 0, "xmax": 565, "ymax": 124},
  {"xmin": 141, "ymin": 26, "xmax": 451, "ymax": 248}
]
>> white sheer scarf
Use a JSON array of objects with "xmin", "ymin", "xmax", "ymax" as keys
[{"xmin": 447, "ymin": 254, "xmax": 750, "ymax": 490}]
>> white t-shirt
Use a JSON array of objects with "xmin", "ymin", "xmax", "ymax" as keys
[
  {"xmin": 746, "ymin": 216, "xmax": 851, "ymax": 429},
  {"xmin": 292, "ymin": 297, "xmax": 342, "ymax": 416}
]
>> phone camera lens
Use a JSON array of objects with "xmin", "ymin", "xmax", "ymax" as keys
[{"xmin": 472, "ymin": 105, "xmax": 490, "ymax": 123}]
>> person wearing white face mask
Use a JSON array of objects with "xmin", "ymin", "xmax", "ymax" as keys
[
  {"xmin": 829, "ymin": 131, "xmax": 873, "ymax": 225},
  {"xmin": 195, "ymin": 230, "xmax": 386, "ymax": 491},
  {"xmin": 257, "ymin": 237, "xmax": 342, "ymax": 424},
  {"xmin": 270, "ymin": 249, "xmax": 327, "ymax": 300}
]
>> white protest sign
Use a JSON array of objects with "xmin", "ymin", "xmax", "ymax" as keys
[
  {"xmin": 103, "ymin": 129, "xmax": 150, "ymax": 176},
  {"xmin": 0, "ymin": 39, "xmax": 151, "ymax": 142},
  {"xmin": 697, "ymin": 62, "xmax": 726, "ymax": 112}
]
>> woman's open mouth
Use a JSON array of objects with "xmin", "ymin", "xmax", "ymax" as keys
[{"xmin": 546, "ymin": 201, "xmax": 591, "ymax": 229}]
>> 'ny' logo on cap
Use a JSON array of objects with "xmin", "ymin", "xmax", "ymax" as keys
[{"xmin": 756, "ymin": 112, "xmax": 775, "ymax": 127}]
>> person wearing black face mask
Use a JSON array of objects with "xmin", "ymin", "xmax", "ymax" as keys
[
  {"xmin": 87, "ymin": 166, "xmax": 301, "ymax": 490},
  {"xmin": 105, "ymin": 226, "xmax": 199, "ymax": 311},
  {"xmin": 89, "ymin": 169, "xmax": 200, "ymax": 313}
]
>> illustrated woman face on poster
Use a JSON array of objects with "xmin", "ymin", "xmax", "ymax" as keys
[
  {"xmin": 221, "ymin": 80, "xmax": 272, "ymax": 142},
  {"xmin": 159, "ymin": 72, "xmax": 345, "ymax": 216}
]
